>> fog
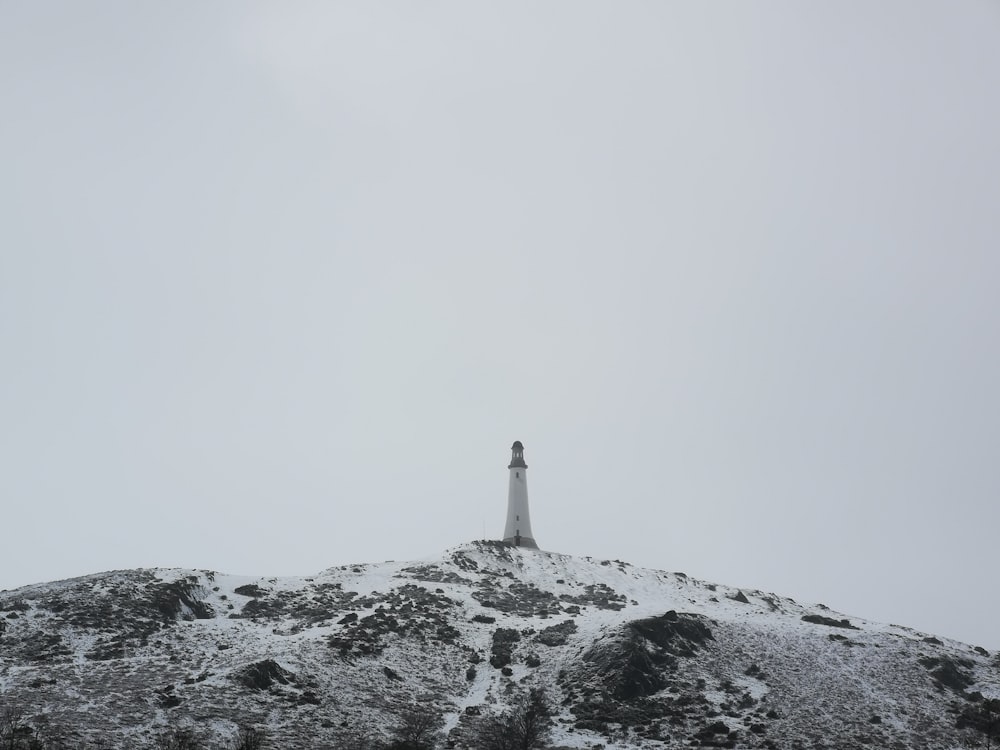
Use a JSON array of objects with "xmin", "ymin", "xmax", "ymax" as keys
[{"xmin": 2, "ymin": 2, "xmax": 998, "ymax": 648}]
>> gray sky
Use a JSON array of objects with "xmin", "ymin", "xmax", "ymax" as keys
[{"xmin": 2, "ymin": 2, "xmax": 999, "ymax": 649}]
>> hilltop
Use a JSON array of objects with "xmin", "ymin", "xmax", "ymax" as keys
[{"xmin": 1, "ymin": 541, "xmax": 998, "ymax": 748}]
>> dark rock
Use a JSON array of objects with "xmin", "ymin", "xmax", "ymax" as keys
[
  {"xmin": 536, "ymin": 620, "xmax": 578, "ymax": 647},
  {"xmin": 160, "ymin": 579, "xmax": 214, "ymax": 622},
  {"xmin": 802, "ymin": 614, "xmax": 859, "ymax": 630},
  {"xmin": 490, "ymin": 628, "xmax": 521, "ymax": 668},
  {"xmin": 157, "ymin": 692, "xmax": 181, "ymax": 709},
  {"xmin": 920, "ymin": 656, "xmax": 975, "ymax": 695},
  {"xmin": 234, "ymin": 584, "xmax": 267, "ymax": 598},
  {"xmin": 630, "ymin": 612, "xmax": 713, "ymax": 653},
  {"xmin": 580, "ymin": 613, "xmax": 713, "ymax": 701},
  {"xmin": 235, "ymin": 659, "xmax": 294, "ymax": 691}
]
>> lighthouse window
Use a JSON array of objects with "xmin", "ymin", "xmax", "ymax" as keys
[
  {"xmin": 516, "ymin": 515, "xmax": 519, "ymax": 521},
  {"xmin": 516, "ymin": 472, "xmax": 519, "ymax": 478}
]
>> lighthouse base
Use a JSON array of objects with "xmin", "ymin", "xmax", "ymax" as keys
[{"xmin": 503, "ymin": 535, "xmax": 539, "ymax": 550}]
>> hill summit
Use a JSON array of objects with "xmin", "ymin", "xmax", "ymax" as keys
[{"xmin": 1, "ymin": 541, "xmax": 998, "ymax": 748}]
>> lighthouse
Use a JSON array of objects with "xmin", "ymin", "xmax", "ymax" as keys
[{"xmin": 503, "ymin": 441, "xmax": 538, "ymax": 549}]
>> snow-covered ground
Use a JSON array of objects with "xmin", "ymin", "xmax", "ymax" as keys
[{"xmin": 1, "ymin": 541, "xmax": 997, "ymax": 749}]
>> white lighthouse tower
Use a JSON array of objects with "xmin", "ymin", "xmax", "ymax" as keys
[{"xmin": 503, "ymin": 440, "xmax": 538, "ymax": 549}]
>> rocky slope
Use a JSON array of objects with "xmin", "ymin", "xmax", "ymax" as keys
[{"xmin": 1, "ymin": 541, "xmax": 998, "ymax": 749}]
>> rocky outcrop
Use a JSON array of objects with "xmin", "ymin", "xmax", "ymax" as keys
[{"xmin": 0, "ymin": 542, "xmax": 997, "ymax": 749}]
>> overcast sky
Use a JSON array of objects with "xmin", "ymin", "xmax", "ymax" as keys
[{"xmin": 2, "ymin": 2, "xmax": 999, "ymax": 649}]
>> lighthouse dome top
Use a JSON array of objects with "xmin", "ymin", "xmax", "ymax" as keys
[{"xmin": 508, "ymin": 440, "xmax": 527, "ymax": 469}]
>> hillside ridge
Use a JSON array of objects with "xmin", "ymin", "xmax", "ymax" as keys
[{"xmin": 1, "ymin": 541, "xmax": 998, "ymax": 749}]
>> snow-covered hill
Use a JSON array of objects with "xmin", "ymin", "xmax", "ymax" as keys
[{"xmin": 1, "ymin": 541, "xmax": 997, "ymax": 748}]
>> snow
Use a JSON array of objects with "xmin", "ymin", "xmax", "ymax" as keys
[{"xmin": 0, "ymin": 541, "xmax": 997, "ymax": 748}]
